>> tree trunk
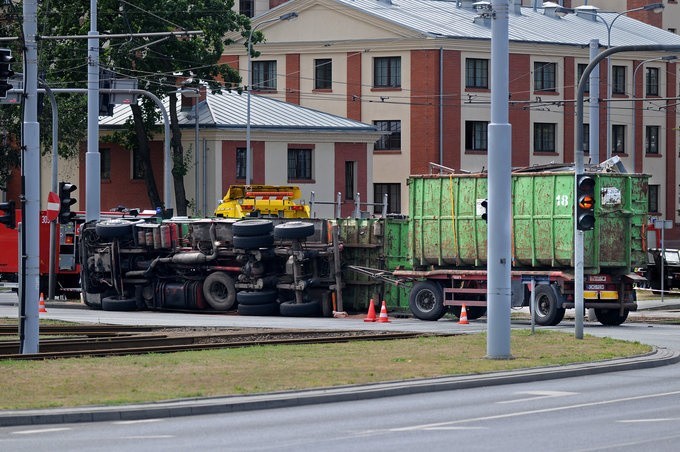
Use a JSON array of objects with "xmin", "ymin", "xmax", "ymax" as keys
[
  {"xmin": 130, "ymin": 104, "xmax": 162, "ymax": 210},
  {"xmin": 169, "ymin": 94, "xmax": 188, "ymax": 217}
]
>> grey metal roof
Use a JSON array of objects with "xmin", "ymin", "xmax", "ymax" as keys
[
  {"xmin": 333, "ymin": 0, "xmax": 680, "ymax": 47},
  {"xmin": 100, "ymin": 90, "xmax": 377, "ymax": 132}
]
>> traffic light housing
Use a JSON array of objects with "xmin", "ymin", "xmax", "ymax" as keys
[
  {"xmin": 58, "ymin": 182, "xmax": 77, "ymax": 224},
  {"xmin": 0, "ymin": 48, "xmax": 15, "ymax": 98},
  {"xmin": 576, "ymin": 174, "xmax": 596, "ymax": 231},
  {"xmin": 0, "ymin": 200, "xmax": 16, "ymax": 229}
]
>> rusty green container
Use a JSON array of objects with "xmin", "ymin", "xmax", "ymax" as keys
[{"xmin": 405, "ymin": 171, "xmax": 649, "ymax": 273}]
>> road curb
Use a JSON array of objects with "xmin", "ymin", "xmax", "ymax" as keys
[{"xmin": 1, "ymin": 347, "xmax": 678, "ymax": 427}]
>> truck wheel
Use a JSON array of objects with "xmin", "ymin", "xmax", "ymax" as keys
[
  {"xmin": 101, "ymin": 296, "xmax": 137, "ymax": 311},
  {"xmin": 409, "ymin": 280, "xmax": 446, "ymax": 321},
  {"xmin": 202, "ymin": 272, "xmax": 236, "ymax": 311},
  {"xmin": 279, "ymin": 299, "xmax": 320, "ymax": 317},
  {"xmin": 95, "ymin": 219, "xmax": 144, "ymax": 239},
  {"xmin": 274, "ymin": 222, "xmax": 315, "ymax": 239},
  {"xmin": 232, "ymin": 219, "xmax": 274, "ymax": 236},
  {"xmin": 532, "ymin": 284, "xmax": 564, "ymax": 326},
  {"xmin": 237, "ymin": 302, "xmax": 279, "ymax": 316},
  {"xmin": 236, "ymin": 289, "xmax": 278, "ymax": 306},
  {"xmin": 594, "ymin": 308, "xmax": 629, "ymax": 326},
  {"xmin": 232, "ymin": 234, "xmax": 274, "ymax": 249}
]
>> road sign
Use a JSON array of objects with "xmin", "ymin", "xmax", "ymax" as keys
[{"xmin": 46, "ymin": 191, "xmax": 59, "ymax": 222}]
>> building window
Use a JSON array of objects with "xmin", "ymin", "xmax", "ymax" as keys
[
  {"xmin": 577, "ymin": 63, "xmax": 590, "ymax": 92},
  {"xmin": 612, "ymin": 124, "xmax": 626, "ymax": 154},
  {"xmin": 648, "ymin": 184, "xmax": 659, "ymax": 213},
  {"xmin": 646, "ymin": 126, "xmax": 660, "ymax": 155},
  {"xmin": 252, "ymin": 61, "xmax": 277, "ymax": 91},
  {"xmin": 100, "ymin": 148, "xmax": 111, "ymax": 181},
  {"xmin": 465, "ymin": 121, "xmax": 488, "ymax": 151},
  {"xmin": 534, "ymin": 123, "xmax": 556, "ymax": 152},
  {"xmin": 374, "ymin": 183, "xmax": 401, "ymax": 215},
  {"xmin": 612, "ymin": 65, "xmax": 626, "ymax": 94},
  {"xmin": 583, "ymin": 124, "xmax": 590, "ymax": 154},
  {"xmin": 287, "ymin": 148, "xmax": 312, "ymax": 180},
  {"xmin": 374, "ymin": 120, "xmax": 401, "ymax": 150},
  {"xmin": 345, "ymin": 161, "xmax": 356, "ymax": 200},
  {"xmin": 236, "ymin": 147, "xmax": 246, "ymax": 179},
  {"xmin": 646, "ymin": 67, "xmax": 659, "ymax": 96},
  {"xmin": 534, "ymin": 62, "xmax": 556, "ymax": 92},
  {"xmin": 373, "ymin": 57, "xmax": 401, "ymax": 88},
  {"xmin": 239, "ymin": 0, "xmax": 254, "ymax": 17},
  {"xmin": 314, "ymin": 59, "xmax": 332, "ymax": 90},
  {"xmin": 465, "ymin": 58, "xmax": 489, "ymax": 89},
  {"xmin": 132, "ymin": 148, "xmax": 145, "ymax": 180}
]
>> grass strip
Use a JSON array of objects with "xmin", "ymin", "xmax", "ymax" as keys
[{"xmin": 0, "ymin": 330, "xmax": 650, "ymax": 410}]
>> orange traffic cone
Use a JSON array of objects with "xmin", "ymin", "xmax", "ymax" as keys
[
  {"xmin": 38, "ymin": 293, "xmax": 47, "ymax": 313},
  {"xmin": 377, "ymin": 300, "xmax": 390, "ymax": 323},
  {"xmin": 364, "ymin": 298, "xmax": 377, "ymax": 322},
  {"xmin": 458, "ymin": 304, "xmax": 469, "ymax": 325}
]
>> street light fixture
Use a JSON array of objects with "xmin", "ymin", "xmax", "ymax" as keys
[
  {"xmin": 245, "ymin": 12, "xmax": 298, "ymax": 185},
  {"xmin": 575, "ymin": 3, "xmax": 664, "ymax": 161},
  {"xmin": 631, "ymin": 55, "xmax": 677, "ymax": 173}
]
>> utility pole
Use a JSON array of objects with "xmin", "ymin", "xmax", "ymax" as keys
[
  {"xmin": 86, "ymin": 0, "xmax": 100, "ymax": 222},
  {"xmin": 20, "ymin": 0, "xmax": 40, "ymax": 353}
]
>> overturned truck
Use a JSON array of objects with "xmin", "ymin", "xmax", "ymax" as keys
[{"xmin": 80, "ymin": 165, "xmax": 649, "ymax": 325}]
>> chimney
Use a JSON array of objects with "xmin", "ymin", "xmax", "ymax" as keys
[{"xmin": 512, "ymin": 0, "xmax": 522, "ymax": 16}]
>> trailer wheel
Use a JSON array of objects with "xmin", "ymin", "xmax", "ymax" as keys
[
  {"xmin": 409, "ymin": 280, "xmax": 446, "ymax": 321},
  {"xmin": 274, "ymin": 222, "xmax": 315, "ymax": 239},
  {"xmin": 237, "ymin": 302, "xmax": 279, "ymax": 316},
  {"xmin": 532, "ymin": 284, "xmax": 565, "ymax": 326},
  {"xmin": 202, "ymin": 272, "xmax": 237, "ymax": 311},
  {"xmin": 232, "ymin": 234, "xmax": 274, "ymax": 249},
  {"xmin": 279, "ymin": 299, "xmax": 320, "ymax": 317},
  {"xmin": 594, "ymin": 308, "xmax": 629, "ymax": 326},
  {"xmin": 232, "ymin": 219, "xmax": 274, "ymax": 236},
  {"xmin": 95, "ymin": 219, "xmax": 144, "ymax": 239},
  {"xmin": 236, "ymin": 289, "xmax": 278, "ymax": 306},
  {"xmin": 101, "ymin": 296, "xmax": 137, "ymax": 311}
]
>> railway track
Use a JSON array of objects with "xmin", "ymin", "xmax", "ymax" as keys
[{"xmin": 0, "ymin": 325, "xmax": 451, "ymax": 360}]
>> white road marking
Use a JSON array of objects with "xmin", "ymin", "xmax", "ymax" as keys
[
  {"xmin": 13, "ymin": 427, "xmax": 72, "ymax": 435},
  {"xmin": 388, "ymin": 389, "xmax": 680, "ymax": 432},
  {"xmin": 617, "ymin": 418, "xmax": 679, "ymax": 423},
  {"xmin": 113, "ymin": 419, "xmax": 163, "ymax": 425},
  {"xmin": 498, "ymin": 390, "xmax": 577, "ymax": 404},
  {"xmin": 422, "ymin": 426, "xmax": 488, "ymax": 431}
]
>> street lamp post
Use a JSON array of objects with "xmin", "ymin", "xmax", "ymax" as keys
[
  {"xmin": 631, "ymin": 55, "xmax": 677, "ymax": 173},
  {"xmin": 576, "ymin": 3, "xmax": 664, "ymax": 161},
  {"xmin": 245, "ymin": 12, "xmax": 298, "ymax": 185}
]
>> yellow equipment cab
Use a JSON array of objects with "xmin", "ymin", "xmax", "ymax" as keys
[{"xmin": 214, "ymin": 185, "xmax": 311, "ymax": 219}]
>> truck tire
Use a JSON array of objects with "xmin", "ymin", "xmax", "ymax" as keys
[
  {"xmin": 95, "ymin": 219, "xmax": 144, "ymax": 239},
  {"xmin": 232, "ymin": 234, "xmax": 274, "ymax": 249},
  {"xmin": 279, "ymin": 299, "xmax": 320, "ymax": 317},
  {"xmin": 236, "ymin": 289, "xmax": 278, "ymax": 306},
  {"xmin": 202, "ymin": 272, "xmax": 237, "ymax": 311},
  {"xmin": 274, "ymin": 222, "xmax": 315, "ymax": 239},
  {"xmin": 409, "ymin": 280, "xmax": 446, "ymax": 321},
  {"xmin": 232, "ymin": 219, "xmax": 274, "ymax": 237},
  {"xmin": 101, "ymin": 296, "xmax": 138, "ymax": 311},
  {"xmin": 533, "ymin": 284, "xmax": 565, "ymax": 326},
  {"xmin": 237, "ymin": 302, "xmax": 279, "ymax": 316},
  {"xmin": 594, "ymin": 308, "xmax": 629, "ymax": 326}
]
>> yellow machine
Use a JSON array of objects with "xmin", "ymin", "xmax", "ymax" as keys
[{"xmin": 214, "ymin": 185, "xmax": 311, "ymax": 219}]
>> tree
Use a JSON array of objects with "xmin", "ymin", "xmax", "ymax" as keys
[{"xmin": 3, "ymin": 0, "xmax": 253, "ymax": 215}]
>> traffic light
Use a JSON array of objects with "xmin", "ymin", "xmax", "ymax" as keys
[
  {"xmin": 576, "ymin": 174, "xmax": 596, "ymax": 231},
  {"xmin": 99, "ymin": 68, "xmax": 114, "ymax": 116},
  {"xmin": 0, "ymin": 48, "xmax": 15, "ymax": 98},
  {"xmin": 481, "ymin": 199, "xmax": 488, "ymax": 223},
  {"xmin": 0, "ymin": 200, "xmax": 16, "ymax": 229},
  {"xmin": 58, "ymin": 182, "xmax": 77, "ymax": 224}
]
